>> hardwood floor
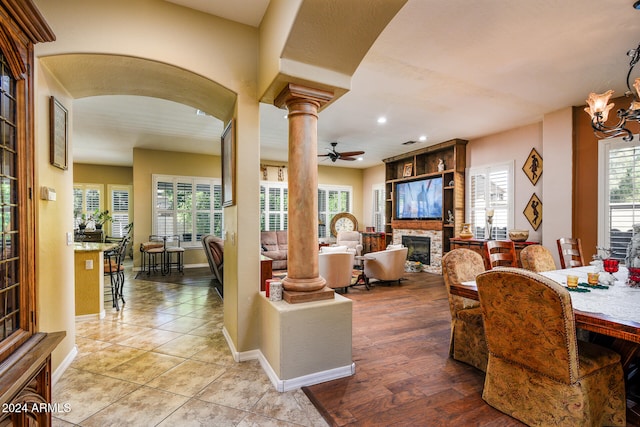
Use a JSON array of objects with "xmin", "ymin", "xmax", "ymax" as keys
[{"xmin": 303, "ymin": 272, "xmax": 638, "ymax": 427}]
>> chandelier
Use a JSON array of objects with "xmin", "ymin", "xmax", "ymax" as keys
[
  {"xmin": 584, "ymin": 0, "xmax": 640, "ymax": 141},
  {"xmin": 585, "ymin": 41, "xmax": 640, "ymax": 141}
]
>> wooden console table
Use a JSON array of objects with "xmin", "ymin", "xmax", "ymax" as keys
[{"xmin": 449, "ymin": 238, "xmax": 538, "ymax": 269}]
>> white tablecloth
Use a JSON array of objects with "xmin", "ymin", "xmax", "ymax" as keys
[
  {"xmin": 540, "ymin": 266, "xmax": 640, "ymax": 324},
  {"xmin": 464, "ymin": 267, "xmax": 640, "ymax": 324}
]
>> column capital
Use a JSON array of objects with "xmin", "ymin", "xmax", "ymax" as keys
[{"xmin": 274, "ymin": 83, "xmax": 334, "ymax": 110}]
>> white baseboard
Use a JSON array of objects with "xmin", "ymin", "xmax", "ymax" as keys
[
  {"xmin": 52, "ymin": 344, "xmax": 78, "ymax": 387},
  {"xmin": 259, "ymin": 354, "xmax": 355, "ymax": 392},
  {"xmin": 75, "ymin": 311, "xmax": 104, "ymax": 321},
  {"xmin": 222, "ymin": 327, "xmax": 355, "ymax": 392}
]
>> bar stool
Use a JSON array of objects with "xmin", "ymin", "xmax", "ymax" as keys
[
  {"xmin": 163, "ymin": 235, "xmax": 184, "ymax": 274},
  {"xmin": 140, "ymin": 235, "xmax": 165, "ymax": 275},
  {"xmin": 104, "ymin": 237, "xmax": 129, "ymax": 310}
]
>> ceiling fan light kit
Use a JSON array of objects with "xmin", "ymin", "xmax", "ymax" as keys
[{"xmin": 318, "ymin": 142, "xmax": 365, "ymax": 162}]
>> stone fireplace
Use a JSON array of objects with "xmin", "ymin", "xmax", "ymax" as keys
[
  {"xmin": 402, "ymin": 235, "xmax": 431, "ymax": 265},
  {"xmin": 393, "ymin": 229, "xmax": 442, "ymax": 274}
]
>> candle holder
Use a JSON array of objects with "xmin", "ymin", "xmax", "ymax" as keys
[{"xmin": 486, "ymin": 213, "xmax": 494, "ymax": 240}]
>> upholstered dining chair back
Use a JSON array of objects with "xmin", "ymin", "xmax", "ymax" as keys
[
  {"xmin": 319, "ymin": 251, "xmax": 355, "ymax": 291},
  {"xmin": 519, "ymin": 244, "xmax": 557, "ymax": 272},
  {"xmin": 476, "ymin": 268, "xmax": 626, "ymax": 426},
  {"xmin": 441, "ymin": 249, "xmax": 488, "ymax": 372},
  {"xmin": 556, "ymin": 237, "xmax": 585, "ymax": 269},
  {"xmin": 484, "ymin": 240, "xmax": 517, "ymax": 268}
]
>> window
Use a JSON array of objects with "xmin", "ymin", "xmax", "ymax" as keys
[
  {"xmin": 109, "ymin": 185, "xmax": 131, "ymax": 238},
  {"xmin": 260, "ymin": 182, "xmax": 288, "ymax": 231},
  {"xmin": 153, "ymin": 175, "xmax": 223, "ymax": 247},
  {"xmin": 598, "ymin": 138, "xmax": 640, "ymax": 261},
  {"xmin": 73, "ymin": 183, "xmax": 103, "ymax": 228},
  {"xmin": 372, "ymin": 184, "xmax": 385, "ymax": 232},
  {"xmin": 318, "ymin": 185, "xmax": 352, "ymax": 238},
  {"xmin": 466, "ymin": 161, "xmax": 514, "ymax": 240},
  {"xmin": 258, "ymin": 181, "xmax": 353, "ymax": 237}
]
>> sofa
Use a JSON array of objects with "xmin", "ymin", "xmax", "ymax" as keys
[{"xmin": 261, "ymin": 230, "xmax": 288, "ymax": 270}]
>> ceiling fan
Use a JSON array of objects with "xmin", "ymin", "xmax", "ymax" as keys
[{"xmin": 318, "ymin": 142, "xmax": 365, "ymax": 162}]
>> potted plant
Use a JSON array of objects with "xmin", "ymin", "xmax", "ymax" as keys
[
  {"xmin": 92, "ymin": 209, "xmax": 112, "ymax": 230},
  {"xmin": 76, "ymin": 213, "xmax": 88, "ymax": 231}
]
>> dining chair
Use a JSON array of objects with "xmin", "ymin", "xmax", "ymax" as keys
[
  {"xmin": 484, "ymin": 240, "xmax": 517, "ymax": 268},
  {"xmin": 519, "ymin": 244, "xmax": 557, "ymax": 272},
  {"xmin": 556, "ymin": 237, "xmax": 585, "ymax": 269},
  {"xmin": 441, "ymin": 249, "xmax": 488, "ymax": 372},
  {"xmin": 476, "ymin": 268, "xmax": 626, "ymax": 426}
]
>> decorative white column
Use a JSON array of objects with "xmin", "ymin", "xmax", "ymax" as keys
[{"xmin": 275, "ymin": 84, "xmax": 335, "ymax": 302}]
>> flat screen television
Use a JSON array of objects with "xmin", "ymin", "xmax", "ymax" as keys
[{"xmin": 395, "ymin": 176, "xmax": 443, "ymax": 220}]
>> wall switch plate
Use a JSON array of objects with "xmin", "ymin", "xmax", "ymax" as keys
[
  {"xmin": 66, "ymin": 232, "xmax": 73, "ymax": 246},
  {"xmin": 85, "ymin": 260, "xmax": 93, "ymax": 270}
]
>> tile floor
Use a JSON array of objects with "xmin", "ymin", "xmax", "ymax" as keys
[{"xmin": 52, "ymin": 265, "xmax": 328, "ymax": 427}]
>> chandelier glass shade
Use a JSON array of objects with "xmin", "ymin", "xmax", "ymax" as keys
[{"xmin": 585, "ymin": 42, "xmax": 640, "ymax": 141}]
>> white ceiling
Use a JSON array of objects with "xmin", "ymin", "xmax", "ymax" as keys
[{"xmin": 72, "ymin": 0, "xmax": 640, "ymax": 168}]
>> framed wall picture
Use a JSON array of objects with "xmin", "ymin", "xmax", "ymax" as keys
[
  {"xmin": 523, "ymin": 193, "xmax": 542, "ymax": 230},
  {"xmin": 522, "ymin": 147, "xmax": 542, "ymax": 185},
  {"xmin": 221, "ymin": 119, "xmax": 235, "ymax": 207},
  {"xmin": 402, "ymin": 162, "xmax": 413, "ymax": 177},
  {"xmin": 49, "ymin": 96, "xmax": 68, "ymax": 170}
]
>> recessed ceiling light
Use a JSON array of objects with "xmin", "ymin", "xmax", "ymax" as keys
[
  {"xmin": 377, "ymin": 116, "xmax": 387, "ymax": 124},
  {"xmin": 284, "ymin": 114, "xmax": 288, "ymax": 119},
  {"xmin": 419, "ymin": 135, "xmax": 427, "ymax": 142},
  {"xmin": 357, "ymin": 157, "xmax": 363, "ymax": 161}
]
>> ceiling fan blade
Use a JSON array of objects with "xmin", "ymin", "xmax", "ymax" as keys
[
  {"xmin": 340, "ymin": 156, "xmax": 357, "ymax": 161},
  {"xmin": 318, "ymin": 154, "xmax": 331, "ymax": 157},
  {"xmin": 337, "ymin": 151, "xmax": 365, "ymax": 157}
]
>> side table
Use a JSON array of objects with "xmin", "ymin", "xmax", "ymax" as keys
[{"xmin": 260, "ymin": 255, "xmax": 273, "ymax": 291}]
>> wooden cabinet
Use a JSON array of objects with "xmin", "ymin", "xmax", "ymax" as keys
[
  {"xmin": 450, "ymin": 238, "xmax": 539, "ymax": 269},
  {"xmin": 383, "ymin": 139, "xmax": 467, "ymax": 252},
  {"xmin": 361, "ymin": 232, "xmax": 385, "ymax": 255}
]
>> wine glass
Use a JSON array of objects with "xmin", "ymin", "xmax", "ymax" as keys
[{"xmin": 603, "ymin": 258, "xmax": 619, "ymax": 273}]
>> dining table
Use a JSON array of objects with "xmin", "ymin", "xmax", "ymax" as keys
[
  {"xmin": 449, "ymin": 265, "xmax": 640, "ymax": 422},
  {"xmin": 450, "ymin": 265, "xmax": 640, "ymax": 346}
]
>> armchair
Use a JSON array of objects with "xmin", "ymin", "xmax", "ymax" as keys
[
  {"xmin": 318, "ymin": 251, "xmax": 355, "ymax": 292},
  {"xmin": 202, "ymin": 235, "xmax": 224, "ymax": 285},
  {"xmin": 335, "ymin": 231, "xmax": 363, "ymax": 257},
  {"xmin": 362, "ymin": 246, "xmax": 408, "ymax": 286}
]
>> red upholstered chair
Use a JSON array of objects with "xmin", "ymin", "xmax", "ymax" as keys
[
  {"xmin": 484, "ymin": 240, "xmax": 517, "ymax": 268},
  {"xmin": 557, "ymin": 237, "xmax": 585, "ymax": 269}
]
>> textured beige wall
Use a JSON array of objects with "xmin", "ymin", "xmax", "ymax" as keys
[
  {"xmin": 132, "ymin": 148, "xmax": 221, "ymax": 268},
  {"xmin": 467, "ymin": 123, "xmax": 543, "ymax": 242},
  {"xmin": 35, "ymin": 64, "xmax": 76, "ymax": 373}
]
